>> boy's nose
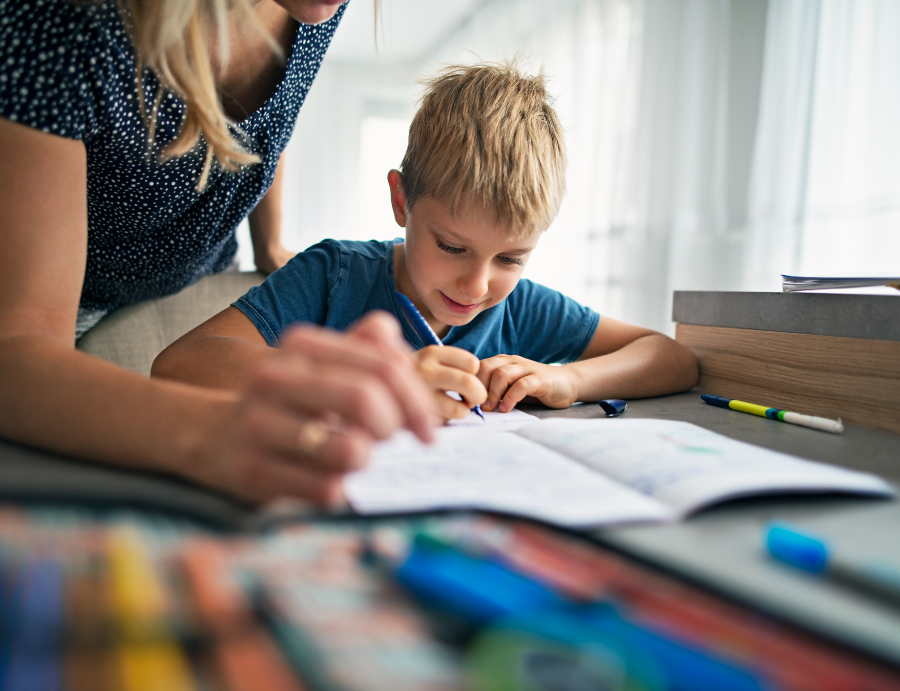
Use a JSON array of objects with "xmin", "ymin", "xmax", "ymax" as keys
[{"xmin": 457, "ymin": 266, "xmax": 489, "ymax": 298}]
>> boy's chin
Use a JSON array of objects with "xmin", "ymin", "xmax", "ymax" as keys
[{"xmin": 436, "ymin": 312, "xmax": 482, "ymax": 332}]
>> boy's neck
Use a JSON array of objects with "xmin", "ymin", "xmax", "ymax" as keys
[{"xmin": 392, "ymin": 243, "xmax": 451, "ymax": 339}]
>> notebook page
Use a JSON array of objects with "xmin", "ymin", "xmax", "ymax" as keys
[
  {"xmin": 344, "ymin": 427, "xmax": 674, "ymax": 528},
  {"xmin": 446, "ymin": 408, "xmax": 538, "ymax": 430},
  {"xmin": 516, "ymin": 418, "xmax": 896, "ymax": 516}
]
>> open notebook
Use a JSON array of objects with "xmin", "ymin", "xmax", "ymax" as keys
[{"xmin": 344, "ymin": 414, "xmax": 895, "ymax": 528}]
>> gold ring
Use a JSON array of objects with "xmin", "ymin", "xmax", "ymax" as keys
[{"xmin": 297, "ymin": 419, "xmax": 330, "ymax": 456}]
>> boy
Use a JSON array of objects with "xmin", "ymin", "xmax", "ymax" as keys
[{"xmin": 153, "ymin": 62, "xmax": 698, "ymax": 422}]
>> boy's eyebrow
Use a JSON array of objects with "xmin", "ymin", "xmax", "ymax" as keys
[{"xmin": 433, "ymin": 225, "xmax": 536, "ymax": 254}]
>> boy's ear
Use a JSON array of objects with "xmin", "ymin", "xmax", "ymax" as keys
[{"xmin": 387, "ymin": 169, "xmax": 408, "ymax": 228}]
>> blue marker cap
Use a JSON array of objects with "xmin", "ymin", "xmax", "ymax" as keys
[
  {"xmin": 700, "ymin": 394, "xmax": 731, "ymax": 408},
  {"xmin": 765, "ymin": 523, "xmax": 829, "ymax": 573},
  {"xmin": 598, "ymin": 399, "xmax": 627, "ymax": 417}
]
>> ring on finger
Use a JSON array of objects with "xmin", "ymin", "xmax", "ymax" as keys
[{"xmin": 297, "ymin": 419, "xmax": 330, "ymax": 457}]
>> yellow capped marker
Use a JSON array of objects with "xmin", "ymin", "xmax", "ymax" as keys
[{"xmin": 701, "ymin": 394, "xmax": 844, "ymax": 434}]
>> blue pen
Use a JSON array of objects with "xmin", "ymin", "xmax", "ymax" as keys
[
  {"xmin": 766, "ymin": 523, "xmax": 900, "ymax": 607},
  {"xmin": 394, "ymin": 291, "xmax": 485, "ymax": 420}
]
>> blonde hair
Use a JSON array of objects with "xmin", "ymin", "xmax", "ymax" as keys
[
  {"xmin": 116, "ymin": 0, "xmax": 378, "ymax": 191},
  {"xmin": 116, "ymin": 0, "xmax": 270, "ymax": 190},
  {"xmin": 400, "ymin": 60, "xmax": 567, "ymax": 239}
]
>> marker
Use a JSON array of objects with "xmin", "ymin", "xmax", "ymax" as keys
[
  {"xmin": 598, "ymin": 399, "xmax": 627, "ymax": 417},
  {"xmin": 107, "ymin": 528, "xmax": 198, "ymax": 691},
  {"xmin": 394, "ymin": 291, "xmax": 485, "ymax": 420},
  {"xmin": 766, "ymin": 523, "xmax": 900, "ymax": 608},
  {"xmin": 701, "ymin": 394, "xmax": 843, "ymax": 434}
]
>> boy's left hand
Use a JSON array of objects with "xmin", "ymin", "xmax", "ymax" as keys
[{"xmin": 477, "ymin": 355, "xmax": 579, "ymax": 413}]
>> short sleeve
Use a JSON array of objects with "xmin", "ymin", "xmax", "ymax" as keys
[
  {"xmin": 233, "ymin": 240, "xmax": 345, "ymax": 346},
  {"xmin": 0, "ymin": 0, "xmax": 110, "ymax": 139},
  {"xmin": 506, "ymin": 279, "xmax": 600, "ymax": 364}
]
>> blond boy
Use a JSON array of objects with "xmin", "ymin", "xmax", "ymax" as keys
[{"xmin": 153, "ymin": 62, "xmax": 697, "ymax": 421}]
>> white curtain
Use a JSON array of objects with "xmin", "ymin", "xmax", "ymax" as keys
[
  {"xmin": 423, "ymin": 0, "xmax": 767, "ymax": 331},
  {"xmin": 241, "ymin": 0, "xmax": 900, "ymax": 332},
  {"xmin": 751, "ymin": 0, "xmax": 900, "ymax": 284}
]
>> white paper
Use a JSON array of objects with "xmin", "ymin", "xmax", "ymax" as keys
[
  {"xmin": 517, "ymin": 418, "xmax": 897, "ymax": 516},
  {"xmin": 446, "ymin": 407, "xmax": 538, "ymax": 431},
  {"xmin": 344, "ymin": 427, "xmax": 673, "ymax": 528}
]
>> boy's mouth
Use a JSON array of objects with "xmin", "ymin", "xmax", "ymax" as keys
[{"xmin": 439, "ymin": 292, "xmax": 483, "ymax": 315}]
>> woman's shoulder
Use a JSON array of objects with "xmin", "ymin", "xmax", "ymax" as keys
[{"xmin": 0, "ymin": 0, "xmax": 130, "ymax": 139}]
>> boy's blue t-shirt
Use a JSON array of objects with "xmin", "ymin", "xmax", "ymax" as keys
[{"xmin": 233, "ymin": 239, "xmax": 600, "ymax": 363}]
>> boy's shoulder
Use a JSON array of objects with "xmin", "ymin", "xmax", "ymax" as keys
[
  {"xmin": 505, "ymin": 277, "xmax": 560, "ymax": 305},
  {"xmin": 305, "ymin": 238, "xmax": 396, "ymax": 262},
  {"xmin": 503, "ymin": 277, "xmax": 598, "ymax": 333}
]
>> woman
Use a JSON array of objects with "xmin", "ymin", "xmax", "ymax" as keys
[{"xmin": 0, "ymin": 0, "xmax": 435, "ymax": 505}]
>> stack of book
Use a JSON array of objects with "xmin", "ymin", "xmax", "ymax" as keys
[{"xmin": 781, "ymin": 275, "xmax": 900, "ymax": 292}]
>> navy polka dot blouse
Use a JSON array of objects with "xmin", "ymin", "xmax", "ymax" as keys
[{"xmin": 0, "ymin": 0, "xmax": 344, "ymax": 338}]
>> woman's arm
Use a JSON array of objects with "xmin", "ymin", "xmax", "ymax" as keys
[
  {"xmin": 0, "ymin": 119, "xmax": 434, "ymax": 504},
  {"xmin": 249, "ymin": 152, "xmax": 294, "ymax": 275}
]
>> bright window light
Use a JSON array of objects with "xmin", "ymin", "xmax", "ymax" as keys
[{"xmin": 355, "ymin": 115, "xmax": 411, "ymax": 243}]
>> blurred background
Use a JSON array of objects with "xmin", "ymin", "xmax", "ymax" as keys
[{"xmin": 236, "ymin": 0, "xmax": 900, "ymax": 334}]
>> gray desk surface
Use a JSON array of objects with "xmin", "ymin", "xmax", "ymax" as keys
[
  {"xmin": 535, "ymin": 394, "xmax": 900, "ymax": 666},
  {"xmin": 1, "ymin": 392, "xmax": 899, "ymax": 664}
]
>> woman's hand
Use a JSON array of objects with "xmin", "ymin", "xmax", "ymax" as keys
[
  {"xmin": 410, "ymin": 345, "xmax": 488, "ymax": 422},
  {"xmin": 253, "ymin": 242, "xmax": 294, "ymax": 276},
  {"xmin": 194, "ymin": 312, "xmax": 437, "ymax": 505},
  {"xmin": 478, "ymin": 355, "xmax": 579, "ymax": 413},
  {"xmin": 249, "ymin": 152, "xmax": 292, "ymax": 276}
]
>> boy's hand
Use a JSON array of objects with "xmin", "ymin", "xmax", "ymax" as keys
[
  {"xmin": 411, "ymin": 345, "xmax": 487, "ymax": 422},
  {"xmin": 478, "ymin": 355, "xmax": 579, "ymax": 413}
]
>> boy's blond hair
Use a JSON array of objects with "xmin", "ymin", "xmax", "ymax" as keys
[{"xmin": 400, "ymin": 60, "xmax": 567, "ymax": 239}]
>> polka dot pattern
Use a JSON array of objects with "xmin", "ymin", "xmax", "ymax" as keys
[{"xmin": 0, "ymin": 0, "xmax": 344, "ymax": 322}]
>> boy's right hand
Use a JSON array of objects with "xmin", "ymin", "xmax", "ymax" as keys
[{"xmin": 411, "ymin": 345, "xmax": 488, "ymax": 422}]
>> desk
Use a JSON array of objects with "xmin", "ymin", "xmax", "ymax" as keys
[
  {"xmin": 534, "ymin": 393, "xmax": 900, "ymax": 665},
  {"xmin": 1, "ymin": 392, "xmax": 898, "ymax": 666}
]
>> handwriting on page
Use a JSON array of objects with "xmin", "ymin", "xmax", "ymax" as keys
[
  {"xmin": 518, "ymin": 419, "xmax": 895, "ymax": 515},
  {"xmin": 344, "ymin": 428, "xmax": 673, "ymax": 528}
]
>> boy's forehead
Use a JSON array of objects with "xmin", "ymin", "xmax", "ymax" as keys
[{"xmin": 420, "ymin": 196, "xmax": 544, "ymax": 249}]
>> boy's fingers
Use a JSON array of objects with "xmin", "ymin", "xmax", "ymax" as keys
[
  {"xmin": 415, "ymin": 352, "xmax": 487, "ymax": 409},
  {"xmin": 431, "ymin": 392, "xmax": 471, "ymax": 421},
  {"xmin": 483, "ymin": 364, "xmax": 527, "ymax": 411},
  {"xmin": 477, "ymin": 355, "xmax": 517, "ymax": 389},
  {"xmin": 498, "ymin": 374, "xmax": 540, "ymax": 413},
  {"xmin": 433, "ymin": 346, "xmax": 481, "ymax": 374},
  {"xmin": 445, "ymin": 371, "xmax": 487, "ymax": 409}
]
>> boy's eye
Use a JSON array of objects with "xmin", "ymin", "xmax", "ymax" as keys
[
  {"xmin": 499, "ymin": 255, "xmax": 525, "ymax": 267},
  {"xmin": 436, "ymin": 239, "xmax": 464, "ymax": 254}
]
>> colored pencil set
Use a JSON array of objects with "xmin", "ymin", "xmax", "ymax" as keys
[
  {"xmin": 0, "ymin": 508, "xmax": 898, "ymax": 691},
  {"xmin": 0, "ymin": 509, "xmax": 463, "ymax": 691},
  {"xmin": 0, "ymin": 521, "xmax": 308, "ymax": 691}
]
